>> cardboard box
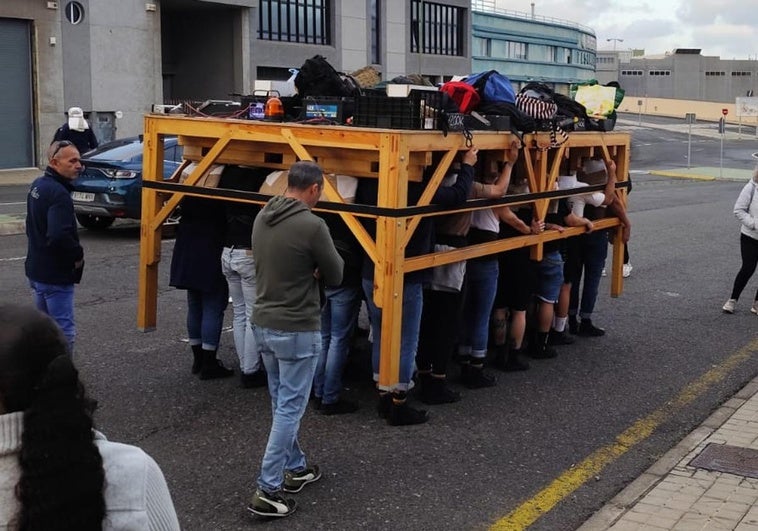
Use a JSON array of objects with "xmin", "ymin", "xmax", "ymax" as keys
[{"xmin": 259, "ymin": 170, "xmax": 358, "ymax": 203}]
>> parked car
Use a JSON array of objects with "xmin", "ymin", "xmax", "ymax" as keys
[{"xmin": 70, "ymin": 136, "xmax": 183, "ymax": 230}]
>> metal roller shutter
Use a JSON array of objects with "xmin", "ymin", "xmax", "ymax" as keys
[{"xmin": 0, "ymin": 18, "xmax": 34, "ymax": 169}]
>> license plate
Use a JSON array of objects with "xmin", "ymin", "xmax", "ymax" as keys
[{"xmin": 71, "ymin": 191, "xmax": 95, "ymax": 202}]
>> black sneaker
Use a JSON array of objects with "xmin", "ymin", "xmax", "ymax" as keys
[
  {"xmin": 461, "ymin": 364, "xmax": 497, "ymax": 389},
  {"xmin": 548, "ymin": 329, "xmax": 575, "ymax": 346},
  {"xmin": 247, "ymin": 489, "xmax": 297, "ymax": 518},
  {"xmin": 283, "ymin": 465, "xmax": 322, "ymax": 493},
  {"xmin": 578, "ymin": 318, "xmax": 605, "ymax": 337},
  {"xmin": 320, "ymin": 399, "xmax": 359, "ymax": 415},
  {"xmin": 240, "ymin": 370, "xmax": 267, "ymax": 389}
]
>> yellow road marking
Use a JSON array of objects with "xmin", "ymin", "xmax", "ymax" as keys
[{"xmin": 491, "ymin": 337, "xmax": 758, "ymax": 531}]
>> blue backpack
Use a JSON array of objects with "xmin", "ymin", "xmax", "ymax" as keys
[{"xmin": 464, "ymin": 70, "xmax": 516, "ymax": 104}]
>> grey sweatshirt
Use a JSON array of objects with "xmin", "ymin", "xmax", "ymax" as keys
[
  {"xmin": 734, "ymin": 178, "xmax": 758, "ymax": 241},
  {"xmin": 252, "ymin": 195, "xmax": 343, "ymax": 331}
]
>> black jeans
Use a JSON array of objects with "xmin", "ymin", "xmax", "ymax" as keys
[{"xmin": 730, "ymin": 233, "xmax": 758, "ymax": 301}]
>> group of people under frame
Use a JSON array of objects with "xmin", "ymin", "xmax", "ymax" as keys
[{"xmin": 168, "ymin": 142, "xmax": 632, "ymax": 429}]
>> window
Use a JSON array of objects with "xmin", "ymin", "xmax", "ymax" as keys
[
  {"xmin": 64, "ymin": 2, "xmax": 84, "ymax": 25},
  {"xmin": 473, "ymin": 37, "xmax": 491, "ymax": 57},
  {"xmin": 258, "ymin": 0, "xmax": 331, "ymax": 45},
  {"xmin": 621, "ymin": 70, "xmax": 643, "ymax": 76},
  {"xmin": 649, "ymin": 70, "xmax": 670, "ymax": 76},
  {"xmin": 410, "ymin": 0, "xmax": 464, "ymax": 56},
  {"xmin": 732, "ymin": 71, "xmax": 752, "ymax": 76},
  {"xmin": 370, "ymin": 0, "xmax": 381, "ymax": 64},
  {"xmin": 705, "ymin": 71, "xmax": 725, "ymax": 76},
  {"xmin": 505, "ymin": 41, "xmax": 527, "ymax": 60}
]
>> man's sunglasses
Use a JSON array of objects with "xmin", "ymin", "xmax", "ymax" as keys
[{"xmin": 51, "ymin": 140, "xmax": 74, "ymax": 158}]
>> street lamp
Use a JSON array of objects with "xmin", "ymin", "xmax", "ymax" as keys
[{"xmin": 607, "ymin": 38, "xmax": 624, "ymax": 51}]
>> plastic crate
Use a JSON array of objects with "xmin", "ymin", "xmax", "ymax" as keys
[{"xmin": 353, "ymin": 90, "xmax": 446, "ymax": 130}]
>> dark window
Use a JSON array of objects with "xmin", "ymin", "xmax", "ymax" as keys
[
  {"xmin": 371, "ymin": 0, "xmax": 381, "ymax": 64},
  {"xmin": 258, "ymin": 0, "xmax": 331, "ymax": 45},
  {"xmin": 410, "ymin": 0, "xmax": 464, "ymax": 56}
]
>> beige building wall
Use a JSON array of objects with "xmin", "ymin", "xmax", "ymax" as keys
[{"xmin": 618, "ymin": 97, "xmax": 754, "ymax": 124}]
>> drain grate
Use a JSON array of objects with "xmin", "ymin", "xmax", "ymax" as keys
[{"xmin": 689, "ymin": 443, "xmax": 758, "ymax": 478}]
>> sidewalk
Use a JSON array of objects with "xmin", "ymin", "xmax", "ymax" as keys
[{"xmin": 580, "ymin": 374, "xmax": 758, "ymax": 531}]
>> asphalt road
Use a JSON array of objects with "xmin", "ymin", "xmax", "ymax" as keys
[{"xmin": 0, "ymin": 120, "xmax": 757, "ymax": 530}]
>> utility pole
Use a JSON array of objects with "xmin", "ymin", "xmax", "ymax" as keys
[{"xmin": 607, "ymin": 38, "xmax": 624, "ymax": 51}]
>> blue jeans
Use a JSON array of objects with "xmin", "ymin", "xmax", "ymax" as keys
[
  {"xmin": 314, "ymin": 285, "xmax": 362, "ymax": 405},
  {"xmin": 253, "ymin": 326, "xmax": 320, "ymax": 493},
  {"xmin": 362, "ymin": 278, "xmax": 423, "ymax": 392},
  {"xmin": 569, "ymin": 231, "xmax": 609, "ymax": 318},
  {"xmin": 221, "ymin": 248, "xmax": 260, "ymax": 373},
  {"xmin": 29, "ymin": 280, "xmax": 75, "ymax": 353},
  {"xmin": 460, "ymin": 258, "xmax": 498, "ymax": 359},
  {"xmin": 534, "ymin": 250, "xmax": 564, "ymax": 304},
  {"xmin": 186, "ymin": 287, "xmax": 228, "ymax": 350}
]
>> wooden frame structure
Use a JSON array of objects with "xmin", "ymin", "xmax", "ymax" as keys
[{"xmin": 139, "ymin": 114, "xmax": 630, "ymax": 388}]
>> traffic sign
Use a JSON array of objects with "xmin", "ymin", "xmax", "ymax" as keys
[{"xmin": 722, "ymin": 108, "xmax": 728, "ymax": 116}]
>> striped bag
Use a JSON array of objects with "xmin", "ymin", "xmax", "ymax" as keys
[{"xmin": 515, "ymin": 88, "xmax": 569, "ymax": 147}]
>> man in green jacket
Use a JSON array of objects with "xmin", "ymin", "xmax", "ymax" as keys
[{"xmin": 247, "ymin": 161, "xmax": 343, "ymax": 518}]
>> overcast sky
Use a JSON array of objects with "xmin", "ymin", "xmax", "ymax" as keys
[{"xmin": 493, "ymin": 0, "xmax": 758, "ymax": 60}]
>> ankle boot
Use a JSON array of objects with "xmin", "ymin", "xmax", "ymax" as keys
[
  {"xmin": 528, "ymin": 332, "xmax": 557, "ymax": 359},
  {"xmin": 388, "ymin": 392, "xmax": 429, "ymax": 426},
  {"xmin": 199, "ymin": 349, "xmax": 234, "ymax": 380},
  {"xmin": 461, "ymin": 362, "xmax": 497, "ymax": 389},
  {"xmin": 191, "ymin": 344, "xmax": 203, "ymax": 375},
  {"xmin": 419, "ymin": 373, "xmax": 461, "ymax": 405},
  {"xmin": 501, "ymin": 345, "xmax": 530, "ymax": 372}
]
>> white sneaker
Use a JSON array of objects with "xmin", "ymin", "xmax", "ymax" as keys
[
  {"xmin": 722, "ymin": 299, "xmax": 737, "ymax": 314},
  {"xmin": 622, "ymin": 263, "xmax": 633, "ymax": 278},
  {"xmin": 601, "ymin": 268, "xmax": 607, "ymax": 277},
  {"xmin": 751, "ymin": 302, "xmax": 758, "ymax": 315}
]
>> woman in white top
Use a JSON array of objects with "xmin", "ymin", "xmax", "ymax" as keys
[
  {"xmin": 0, "ymin": 304, "xmax": 180, "ymax": 530},
  {"xmin": 723, "ymin": 167, "xmax": 758, "ymax": 314}
]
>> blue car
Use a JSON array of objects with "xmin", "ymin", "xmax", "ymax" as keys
[{"xmin": 71, "ymin": 136, "xmax": 183, "ymax": 230}]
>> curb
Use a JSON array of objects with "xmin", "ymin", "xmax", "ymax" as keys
[
  {"xmin": 649, "ymin": 169, "xmax": 751, "ymax": 182},
  {"xmin": 0, "ymin": 218, "xmax": 25, "ymax": 236},
  {"xmin": 577, "ymin": 376, "xmax": 758, "ymax": 531}
]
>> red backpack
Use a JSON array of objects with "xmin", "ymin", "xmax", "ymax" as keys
[{"xmin": 440, "ymin": 81, "xmax": 481, "ymax": 114}]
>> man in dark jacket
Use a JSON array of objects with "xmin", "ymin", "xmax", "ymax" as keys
[
  {"xmin": 247, "ymin": 161, "xmax": 343, "ymax": 519},
  {"xmin": 25, "ymin": 140, "xmax": 85, "ymax": 353}
]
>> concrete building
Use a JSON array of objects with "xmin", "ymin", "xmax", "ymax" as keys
[
  {"xmin": 598, "ymin": 48, "xmax": 758, "ymax": 103},
  {"xmin": 470, "ymin": 0, "xmax": 596, "ymax": 94},
  {"xmin": 0, "ymin": 0, "xmax": 471, "ymax": 170}
]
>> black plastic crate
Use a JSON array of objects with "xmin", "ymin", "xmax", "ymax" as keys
[
  {"xmin": 445, "ymin": 112, "xmax": 511, "ymax": 132},
  {"xmin": 353, "ymin": 90, "xmax": 446, "ymax": 130}
]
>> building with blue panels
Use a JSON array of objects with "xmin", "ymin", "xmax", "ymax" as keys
[{"xmin": 471, "ymin": 0, "xmax": 596, "ymax": 94}]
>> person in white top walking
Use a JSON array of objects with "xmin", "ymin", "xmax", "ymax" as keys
[{"xmin": 723, "ymin": 167, "xmax": 758, "ymax": 314}]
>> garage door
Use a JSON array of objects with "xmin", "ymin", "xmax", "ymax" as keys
[{"xmin": 0, "ymin": 19, "xmax": 34, "ymax": 169}]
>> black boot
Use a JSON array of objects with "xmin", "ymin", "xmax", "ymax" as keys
[
  {"xmin": 387, "ymin": 392, "xmax": 429, "ymax": 426},
  {"xmin": 377, "ymin": 392, "xmax": 392, "ymax": 419},
  {"xmin": 191, "ymin": 344, "xmax": 203, "ymax": 375},
  {"xmin": 529, "ymin": 332, "xmax": 558, "ymax": 359},
  {"xmin": 568, "ymin": 315, "xmax": 579, "ymax": 335},
  {"xmin": 418, "ymin": 373, "xmax": 461, "ymax": 405},
  {"xmin": 461, "ymin": 362, "xmax": 497, "ymax": 389},
  {"xmin": 199, "ymin": 349, "xmax": 234, "ymax": 380},
  {"xmin": 494, "ymin": 343, "xmax": 530, "ymax": 372}
]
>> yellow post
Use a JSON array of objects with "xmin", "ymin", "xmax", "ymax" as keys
[
  {"xmin": 137, "ymin": 119, "xmax": 164, "ymax": 331},
  {"xmin": 375, "ymin": 133, "xmax": 409, "ymax": 389}
]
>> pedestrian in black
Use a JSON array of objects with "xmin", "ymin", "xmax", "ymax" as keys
[{"xmin": 52, "ymin": 107, "xmax": 99, "ymax": 155}]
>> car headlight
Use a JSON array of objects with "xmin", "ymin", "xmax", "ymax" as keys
[{"xmin": 104, "ymin": 169, "xmax": 140, "ymax": 179}]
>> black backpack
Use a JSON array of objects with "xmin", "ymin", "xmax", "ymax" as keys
[{"xmin": 294, "ymin": 55, "xmax": 360, "ymax": 98}]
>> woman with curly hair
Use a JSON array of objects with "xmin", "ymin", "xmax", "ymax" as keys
[{"xmin": 0, "ymin": 304, "xmax": 180, "ymax": 530}]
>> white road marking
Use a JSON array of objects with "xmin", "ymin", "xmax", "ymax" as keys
[{"xmin": 0, "ymin": 256, "xmax": 24, "ymax": 262}]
